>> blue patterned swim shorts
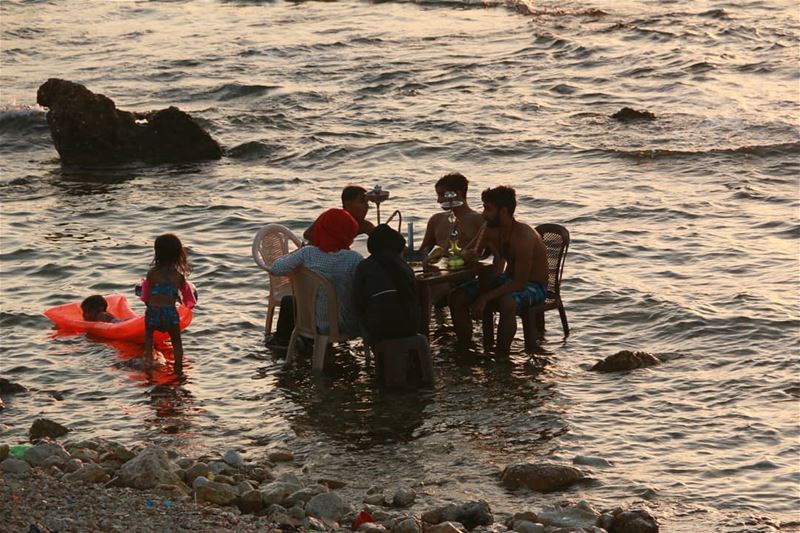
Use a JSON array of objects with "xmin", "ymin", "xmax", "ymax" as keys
[
  {"xmin": 461, "ymin": 273, "xmax": 547, "ymax": 314},
  {"xmin": 145, "ymin": 305, "xmax": 180, "ymax": 332}
]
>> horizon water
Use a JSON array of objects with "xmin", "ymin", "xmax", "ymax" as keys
[{"xmin": 1, "ymin": 1, "xmax": 799, "ymax": 531}]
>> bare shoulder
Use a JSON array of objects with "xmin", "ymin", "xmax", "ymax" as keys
[{"xmin": 514, "ymin": 222, "xmax": 538, "ymax": 242}]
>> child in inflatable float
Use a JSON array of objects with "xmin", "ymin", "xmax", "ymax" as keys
[{"xmin": 138, "ymin": 233, "xmax": 196, "ymax": 374}]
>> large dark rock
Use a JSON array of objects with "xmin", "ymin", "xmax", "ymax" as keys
[
  {"xmin": 37, "ymin": 78, "xmax": 222, "ymax": 165},
  {"xmin": 591, "ymin": 350, "xmax": 661, "ymax": 372},
  {"xmin": 607, "ymin": 509, "xmax": 659, "ymax": 533},
  {"xmin": 500, "ymin": 462, "xmax": 584, "ymax": 493},
  {"xmin": 422, "ymin": 500, "xmax": 493, "ymax": 530},
  {"xmin": 611, "ymin": 107, "xmax": 656, "ymax": 122}
]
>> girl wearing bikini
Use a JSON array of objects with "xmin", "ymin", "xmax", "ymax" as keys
[{"xmin": 139, "ymin": 233, "xmax": 196, "ymax": 373}]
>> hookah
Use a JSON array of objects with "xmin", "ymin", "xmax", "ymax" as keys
[
  {"xmin": 366, "ymin": 184, "xmax": 410, "ymax": 246},
  {"xmin": 440, "ymin": 191, "xmax": 465, "ymax": 268}
]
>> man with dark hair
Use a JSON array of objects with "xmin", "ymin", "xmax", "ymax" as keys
[
  {"xmin": 450, "ymin": 185, "xmax": 549, "ymax": 358},
  {"xmin": 304, "ymin": 185, "xmax": 375, "ymax": 243},
  {"xmin": 419, "ymin": 172, "xmax": 484, "ymax": 253}
]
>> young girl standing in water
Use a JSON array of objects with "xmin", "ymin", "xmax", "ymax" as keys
[{"xmin": 139, "ymin": 233, "xmax": 195, "ymax": 374}]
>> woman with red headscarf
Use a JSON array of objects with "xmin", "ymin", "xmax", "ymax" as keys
[{"xmin": 271, "ymin": 209, "xmax": 363, "ymax": 335}]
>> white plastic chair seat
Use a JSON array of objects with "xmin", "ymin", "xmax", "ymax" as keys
[{"xmin": 252, "ymin": 224, "xmax": 302, "ymax": 334}]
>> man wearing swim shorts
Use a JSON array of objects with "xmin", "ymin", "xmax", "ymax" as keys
[{"xmin": 451, "ymin": 186, "xmax": 549, "ymax": 358}]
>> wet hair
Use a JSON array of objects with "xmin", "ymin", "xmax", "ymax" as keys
[
  {"xmin": 367, "ymin": 224, "xmax": 406, "ymax": 255},
  {"xmin": 341, "ymin": 185, "xmax": 367, "ymax": 204},
  {"xmin": 481, "ymin": 186, "xmax": 516, "ymax": 215},
  {"xmin": 435, "ymin": 172, "xmax": 469, "ymax": 196},
  {"xmin": 81, "ymin": 295, "xmax": 108, "ymax": 315},
  {"xmin": 151, "ymin": 233, "xmax": 190, "ymax": 276}
]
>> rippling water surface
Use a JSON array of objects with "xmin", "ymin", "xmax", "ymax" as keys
[{"xmin": 1, "ymin": 1, "xmax": 798, "ymax": 531}]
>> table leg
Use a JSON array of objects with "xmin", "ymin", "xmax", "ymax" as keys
[{"xmin": 418, "ymin": 284, "xmax": 432, "ymax": 338}]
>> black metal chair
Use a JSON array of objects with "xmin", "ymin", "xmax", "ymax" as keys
[
  {"xmin": 522, "ymin": 224, "xmax": 570, "ymax": 348},
  {"xmin": 481, "ymin": 223, "xmax": 570, "ymax": 351}
]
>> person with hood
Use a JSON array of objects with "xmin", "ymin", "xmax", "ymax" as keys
[
  {"xmin": 271, "ymin": 208, "xmax": 363, "ymax": 336},
  {"xmin": 353, "ymin": 224, "xmax": 420, "ymax": 345}
]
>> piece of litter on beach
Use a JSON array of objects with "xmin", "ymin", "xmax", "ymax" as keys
[{"xmin": 164, "ymin": 501, "xmax": 173, "ymax": 507}]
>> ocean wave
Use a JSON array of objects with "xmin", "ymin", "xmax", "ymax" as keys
[
  {"xmin": 595, "ymin": 142, "xmax": 800, "ymax": 161},
  {"xmin": 0, "ymin": 103, "xmax": 48, "ymax": 132},
  {"xmin": 204, "ymin": 82, "xmax": 281, "ymax": 101}
]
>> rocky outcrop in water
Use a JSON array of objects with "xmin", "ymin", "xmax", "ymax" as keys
[
  {"xmin": 591, "ymin": 350, "xmax": 661, "ymax": 372},
  {"xmin": 29, "ymin": 418, "xmax": 69, "ymax": 442},
  {"xmin": 500, "ymin": 462, "xmax": 584, "ymax": 493},
  {"xmin": 611, "ymin": 107, "xmax": 656, "ymax": 122},
  {"xmin": 0, "ymin": 378, "xmax": 27, "ymax": 395},
  {"xmin": 36, "ymin": 78, "xmax": 223, "ymax": 165}
]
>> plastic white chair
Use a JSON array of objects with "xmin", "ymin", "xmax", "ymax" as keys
[
  {"xmin": 285, "ymin": 266, "xmax": 368, "ymax": 374},
  {"xmin": 252, "ymin": 224, "xmax": 302, "ymax": 334}
]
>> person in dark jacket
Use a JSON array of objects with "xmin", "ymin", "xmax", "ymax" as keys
[{"xmin": 353, "ymin": 224, "xmax": 420, "ymax": 345}]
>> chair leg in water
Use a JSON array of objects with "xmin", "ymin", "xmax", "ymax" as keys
[
  {"xmin": 285, "ymin": 328, "xmax": 300, "ymax": 367},
  {"xmin": 311, "ymin": 334, "xmax": 329, "ymax": 374}
]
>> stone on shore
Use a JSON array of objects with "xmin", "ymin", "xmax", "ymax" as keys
[
  {"xmin": 268, "ymin": 449, "xmax": 295, "ymax": 462},
  {"xmin": 238, "ymin": 489, "xmax": 264, "ymax": 514},
  {"xmin": 605, "ymin": 509, "xmax": 659, "ymax": 533},
  {"xmin": 500, "ymin": 463, "xmax": 584, "ymax": 493},
  {"xmin": 392, "ymin": 487, "xmax": 417, "ymax": 508},
  {"xmin": 260, "ymin": 480, "xmax": 303, "ymax": 506},
  {"xmin": 423, "ymin": 500, "xmax": 493, "ymax": 530},
  {"xmin": 62, "ymin": 463, "xmax": 110, "ymax": 484},
  {"xmin": 116, "ymin": 444, "xmax": 186, "ymax": 491},
  {"xmin": 535, "ymin": 501, "xmax": 599, "ymax": 529},
  {"xmin": 306, "ymin": 491, "xmax": 350, "ymax": 522},
  {"xmin": 360, "ymin": 523, "xmax": 389, "ymax": 533},
  {"xmin": 196, "ymin": 480, "xmax": 239, "ymax": 506},
  {"xmin": 223, "ymin": 449, "xmax": 244, "ymax": 469},
  {"xmin": 424, "ymin": 522, "xmax": 467, "ymax": 533},
  {"xmin": 591, "ymin": 351, "xmax": 661, "ymax": 372},
  {"xmin": 285, "ymin": 484, "xmax": 329, "ymax": 506},
  {"xmin": 394, "ymin": 516, "xmax": 423, "ymax": 533},
  {"xmin": 0, "ymin": 444, "xmax": 9, "ymax": 461},
  {"xmin": 510, "ymin": 521, "xmax": 544, "ymax": 533},
  {"xmin": 29, "ymin": 418, "xmax": 69, "ymax": 442},
  {"xmin": 36, "ymin": 78, "xmax": 223, "ymax": 165},
  {"xmin": 185, "ymin": 462, "xmax": 211, "ymax": 484},
  {"xmin": 1, "ymin": 457, "xmax": 31, "ymax": 474},
  {"xmin": 24, "ymin": 442, "xmax": 71, "ymax": 467}
]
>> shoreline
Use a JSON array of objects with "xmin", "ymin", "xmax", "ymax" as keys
[{"xmin": 1, "ymin": 417, "xmax": 659, "ymax": 533}]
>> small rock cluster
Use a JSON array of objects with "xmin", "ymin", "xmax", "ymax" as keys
[{"xmin": 1, "ymin": 419, "xmax": 659, "ymax": 533}]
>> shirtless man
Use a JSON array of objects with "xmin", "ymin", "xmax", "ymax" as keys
[
  {"xmin": 419, "ymin": 172, "xmax": 485, "ymax": 253},
  {"xmin": 304, "ymin": 185, "xmax": 375, "ymax": 243},
  {"xmin": 450, "ymin": 186, "xmax": 549, "ymax": 358}
]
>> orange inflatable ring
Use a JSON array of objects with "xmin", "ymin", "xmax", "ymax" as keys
[{"xmin": 44, "ymin": 294, "xmax": 192, "ymax": 344}]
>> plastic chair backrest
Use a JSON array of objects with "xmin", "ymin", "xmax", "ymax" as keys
[
  {"xmin": 252, "ymin": 224, "xmax": 302, "ymax": 298},
  {"xmin": 535, "ymin": 223, "xmax": 570, "ymax": 297},
  {"xmin": 290, "ymin": 266, "xmax": 341, "ymax": 340}
]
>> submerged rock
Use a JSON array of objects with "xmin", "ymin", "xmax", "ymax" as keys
[
  {"xmin": 0, "ymin": 378, "xmax": 27, "ymax": 395},
  {"xmin": 500, "ymin": 462, "xmax": 584, "ymax": 493},
  {"xmin": 36, "ymin": 78, "xmax": 222, "ymax": 165},
  {"xmin": 29, "ymin": 418, "xmax": 69, "ymax": 442},
  {"xmin": 611, "ymin": 107, "xmax": 656, "ymax": 122},
  {"xmin": 591, "ymin": 350, "xmax": 661, "ymax": 372}
]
